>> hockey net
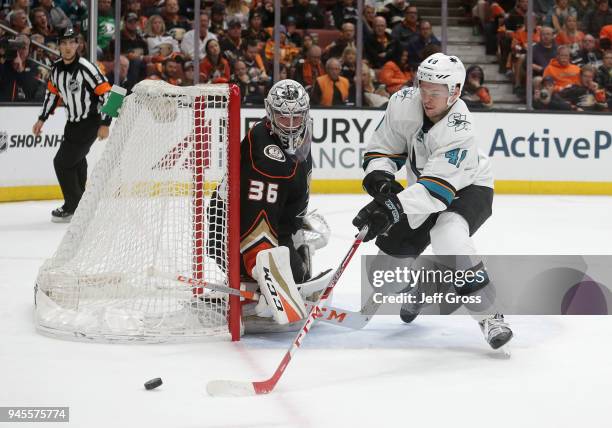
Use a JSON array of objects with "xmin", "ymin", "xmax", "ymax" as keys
[{"xmin": 35, "ymin": 80, "xmax": 241, "ymax": 343}]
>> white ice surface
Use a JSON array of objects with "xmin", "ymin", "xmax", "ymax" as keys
[{"xmin": 1, "ymin": 195, "xmax": 612, "ymax": 428}]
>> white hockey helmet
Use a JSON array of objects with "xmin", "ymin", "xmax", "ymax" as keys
[
  {"xmin": 417, "ymin": 53, "xmax": 466, "ymax": 106},
  {"xmin": 264, "ymin": 79, "xmax": 311, "ymax": 157}
]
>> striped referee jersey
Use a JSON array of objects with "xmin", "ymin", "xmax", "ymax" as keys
[{"xmin": 39, "ymin": 55, "xmax": 112, "ymax": 126}]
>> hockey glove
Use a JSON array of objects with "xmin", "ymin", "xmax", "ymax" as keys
[
  {"xmin": 352, "ymin": 193, "xmax": 404, "ymax": 242},
  {"xmin": 362, "ymin": 170, "xmax": 404, "ymax": 197}
]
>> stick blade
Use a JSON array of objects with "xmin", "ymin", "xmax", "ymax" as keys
[{"xmin": 206, "ymin": 380, "xmax": 257, "ymax": 397}]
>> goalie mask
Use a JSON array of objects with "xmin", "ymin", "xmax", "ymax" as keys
[
  {"xmin": 416, "ymin": 53, "xmax": 466, "ymax": 106},
  {"xmin": 265, "ymin": 79, "xmax": 311, "ymax": 161}
]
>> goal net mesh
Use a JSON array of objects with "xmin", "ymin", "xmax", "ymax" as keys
[{"xmin": 35, "ymin": 80, "xmax": 237, "ymax": 343}]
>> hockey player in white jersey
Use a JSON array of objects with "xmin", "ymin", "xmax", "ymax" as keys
[{"xmin": 352, "ymin": 53, "xmax": 513, "ymax": 349}]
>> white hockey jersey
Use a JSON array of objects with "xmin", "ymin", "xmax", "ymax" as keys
[{"xmin": 364, "ymin": 87, "xmax": 494, "ymax": 229}]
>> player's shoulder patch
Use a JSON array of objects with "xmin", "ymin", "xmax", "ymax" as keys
[
  {"xmin": 263, "ymin": 144, "xmax": 286, "ymax": 162},
  {"xmin": 391, "ymin": 86, "xmax": 417, "ymax": 103},
  {"xmin": 446, "ymin": 112, "xmax": 471, "ymax": 132}
]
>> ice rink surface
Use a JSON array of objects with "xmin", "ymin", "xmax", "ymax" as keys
[{"xmin": 1, "ymin": 194, "xmax": 612, "ymax": 428}]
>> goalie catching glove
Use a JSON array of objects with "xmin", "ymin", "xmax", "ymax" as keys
[
  {"xmin": 353, "ymin": 192, "xmax": 404, "ymax": 242},
  {"xmin": 251, "ymin": 246, "xmax": 308, "ymax": 324}
]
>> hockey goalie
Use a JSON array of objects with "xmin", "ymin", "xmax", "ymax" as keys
[{"xmin": 208, "ymin": 79, "xmax": 331, "ymax": 333}]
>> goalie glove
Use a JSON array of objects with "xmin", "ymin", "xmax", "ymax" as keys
[
  {"xmin": 251, "ymin": 246, "xmax": 308, "ymax": 324},
  {"xmin": 362, "ymin": 170, "xmax": 404, "ymax": 197}
]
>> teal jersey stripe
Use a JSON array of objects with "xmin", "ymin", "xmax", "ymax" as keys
[
  {"xmin": 418, "ymin": 179, "xmax": 454, "ymax": 205},
  {"xmin": 362, "ymin": 152, "xmax": 408, "ymax": 171}
]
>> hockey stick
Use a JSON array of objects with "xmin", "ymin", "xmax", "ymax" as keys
[
  {"xmin": 206, "ymin": 226, "xmax": 368, "ymax": 397},
  {"xmin": 150, "ymin": 267, "xmax": 379, "ymax": 330}
]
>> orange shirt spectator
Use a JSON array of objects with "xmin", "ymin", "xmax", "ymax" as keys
[
  {"xmin": 543, "ymin": 46, "xmax": 581, "ymax": 91},
  {"xmin": 379, "ymin": 47, "xmax": 413, "ymax": 94},
  {"xmin": 199, "ymin": 39, "xmax": 230, "ymax": 83},
  {"xmin": 512, "ymin": 25, "xmax": 541, "ymax": 51},
  {"xmin": 601, "ymin": 24, "xmax": 612, "ymax": 41}
]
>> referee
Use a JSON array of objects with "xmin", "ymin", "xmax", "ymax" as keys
[{"xmin": 32, "ymin": 28, "xmax": 112, "ymax": 223}]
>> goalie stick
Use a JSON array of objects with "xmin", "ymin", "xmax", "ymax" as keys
[
  {"xmin": 151, "ymin": 267, "xmax": 381, "ymax": 330},
  {"xmin": 206, "ymin": 226, "xmax": 368, "ymax": 397}
]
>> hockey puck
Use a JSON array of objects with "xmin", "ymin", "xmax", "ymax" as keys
[{"xmin": 144, "ymin": 378, "xmax": 163, "ymax": 390}]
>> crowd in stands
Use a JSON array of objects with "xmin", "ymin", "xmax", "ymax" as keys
[
  {"xmin": 473, "ymin": 0, "xmax": 612, "ymax": 110},
  {"xmin": 0, "ymin": 0, "xmax": 442, "ymax": 107},
  {"xmin": 1, "ymin": 0, "xmax": 611, "ymax": 111}
]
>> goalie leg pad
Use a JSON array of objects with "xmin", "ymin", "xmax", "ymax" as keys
[{"xmin": 252, "ymin": 247, "xmax": 308, "ymax": 324}]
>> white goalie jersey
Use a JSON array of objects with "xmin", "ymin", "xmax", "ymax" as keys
[{"xmin": 363, "ymin": 87, "xmax": 494, "ymax": 229}]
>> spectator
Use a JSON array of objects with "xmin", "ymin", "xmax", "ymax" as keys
[
  {"xmin": 384, "ymin": 0, "xmax": 409, "ymax": 27},
  {"xmin": 299, "ymin": 33, "xmax": 314, "ymax": 58},
  {"xmin": 365, "ymin": 16, "xmax": 392, "ymax": 69},
  {"xmin": 199, "ymin": 39, "xmax": 230, "ymax": 84},
  {"xmin": 533, "ymin": 26, "xmax": 557, "ymax": 76},
  {"xmin": 285, "ymin": 16, "xmax": 303, "ymax": 47},
  {"xmin": 362, "ymin": 4, "xmax": 377, "ymax": 36},
  {"xmin": 533, "ymin": 75, "xmax": 572, "ymax": 109},
  {"xmin": 124, "ymin": 0, "xmax": 147, "ymax": 32},
  {"xmin": 407, "ymin": 21, "xmax": 441, "ymax": 68},
  {"xmin": 559, "ymin": 63, "xmax": 607, "ymax": 109},
  {"xmin": 575, "ymin": 33, "xmax": 603, "ymax": 66},
  {"xmin": 161, "ymin": 0, "xmax": 190, "ymax": 32},
  {"xmin": 600, "ymin": 23, "xmax": 612, "ymax": 48},
  {"xmin": 254, "ymin": 0, "xmax": 275, "ymax": 28},
  {"xmin": 181, "ymin": 60, "xmax": 194, "ymax": 86},
  {"xmin": 30, "ymin": 7, "xmax": 57, "ymax": 41},
  {"xmin": 332, "ymin": 0, "xmax": 359, "ymax": 29},
  {"xmin": 161, "ymin": 57, "xmax": 182, "ymax": 85},
  {"xmin": 340, "ymin": 45, "xmax": 357, "ymax": 84},
  {"xmin": 219, "ymin": 19, "xmax": 244, "ymax": 64},
  {"xmin": 461, "ymin": 65, "xmax": 493, "ymax": 108},
  {"xmin": 180, "ymin": 12, "xmax": 217, "ymax": 60},
  {"xmin": 149, "ymin": 40, "xmax": 178, "ymax": 64},
  {"xmin": 239, "ymin": 38, "xmax": 269, "ymax": 83},
  {"xmin": 556, "ymin": 15, "xmax": 585, "ymax": 59},
  {"xmin": 98, "ymin": 0, "xmax": 115, "ymax": 52},
  {"xmin": 311, "ymin": 58, "xmax": 349, "ymax": 106},
  {"xmin": 505, "ymin": 0, "xmax": 529, "ymax": 31},
  {"xmin": 5, "ymin": 0, "xmax": 30, "ymax": 26},
  {"xmin": 360, "ymin": 62, "xmax": 390, "ymax": 107},
  {"xmin": 116, "ymin": 13, "xmax": 148, "ymax": 57},
  {"xmin": 264, "ymin": 25, "xmax": 300, "ymax": 67},
  {"xmin": 39, "ymin": 0, "xmax": 70, "ymax": 33},
  {"xmin": 9, "ymin": 10, "xmax": 30, "ymax": 34},
  {"xmin": 0, "ymin": 35, "xmax": 43, "ymax": 101},
  {"xmin": 473, "ymin": 0, "xmax": 507, "ymax": 55},
  {"xmin": 209, "ymin": 2, "xmax": 227, "ymax": 37},
  {"xmin": 508, "ymin": 19, "xmax": 541, "ymax": 91},
  {"xmin": 379, "ymin": 45, "xmax": 412, "ymax": 94},
  {"xmin": 544, "ymin": 45, "xmax": 581, "ymax": 91},
  {"xmin": 324, "ymin": 22, "xmax": 355, "ymax": 60},
  {"xmin": 293, "ymin": 45, "xmax": 325, "ymax": 91},
  {"xmin": 534, "ymin": 0, "xmax": 555, "ymax": 15},
  {"xmin": 106, "ymin": 55, "xmax": 136, "ymax": 92},
  {"xmin": 582, "ymin": 0, "xmax": 612, "ymax": 36},
  {"xmin": 226, "ymin": 0, "xmax": 250, "ymax": 28},
  {"xmin": 546, "ymin": 0, "xmax": 578, "ymax": 32},
  {"xmin": 287, "ymin": 0, "xmax": 324, "ymax": 30},
  {"xmin": 145, "ymin": 14, "xmax": 179, "ymax": 55},
  {"xmin": 391, "ymin": 5, "xmax": 418, "ymax": 50},
  {"xmin": 571, "ymin": 0, "xmax": 595, "ymax": 27},
  {"xmin": 230, "ymin": 59, "xmax": 265, "ymax": 104},
  {"xmin": 243, "ymin": 11, "xmax": 269, "ymax": 44},
  {"xmin": 596, "ymin": 49, "xmax": 612, "ymax": 107},
  {"xmin": 29, "ymin": 33, "xmax": 52, "ymax": 66}
]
